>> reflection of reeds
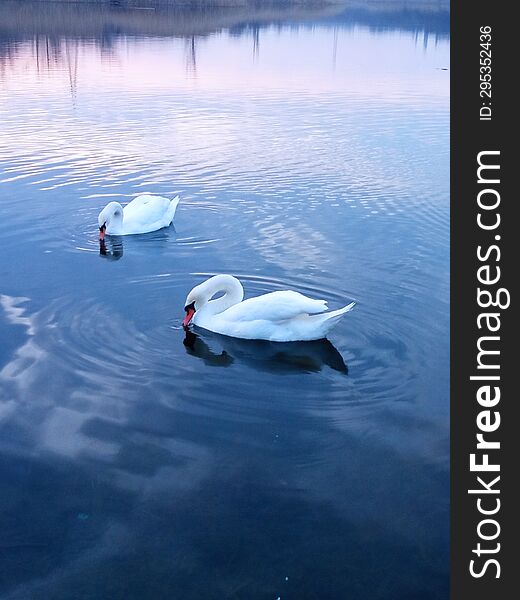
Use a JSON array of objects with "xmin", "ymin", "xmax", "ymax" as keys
[
  {"xmin": 65, "ymin": 39, "xmax": 78, "ymax": 103},
  {"xmin": 185, "ymin": 36, "xmax": 197, "ymax": 76}
]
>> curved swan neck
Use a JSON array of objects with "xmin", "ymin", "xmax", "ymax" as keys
[
  {"xmin": 199, "ymin": 275, "xmax": 244, "ymax": 316},
  {"xmin": 108, "ymin": 203, "xmax": 124, "ymax": 234},
  {"xmin": 100, "ymin": 202, "xmax": 124, "ymax": 234}
]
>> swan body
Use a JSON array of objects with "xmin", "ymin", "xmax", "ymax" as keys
[
  {"xmin": 98, "ymin": 194, "xmax": 179, "ymax": 236},
  {"xmin": 183, "ymin": 275, "xmax": 355, "ymax": 342}
]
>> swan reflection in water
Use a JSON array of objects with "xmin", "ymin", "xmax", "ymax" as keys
[
  {"xmin": 99, "ymin": 236, "xmax": 124, "ymax": 261},
  {"xmin": 98, "ymin": 228, "xmax": 177, "ymax": 261},
  {"xmin": 183, "ymin": 328, "xmax": 348, "ymax": 374}
]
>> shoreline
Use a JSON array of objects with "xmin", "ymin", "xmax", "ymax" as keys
[{"xmin": 0, "ymin": 1, "xmax": 450, "ymax": 42}]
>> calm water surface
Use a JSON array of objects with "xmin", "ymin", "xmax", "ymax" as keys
[{"xmin": 0, "ymin": 3, "xmax": 449, "ymax": 598}]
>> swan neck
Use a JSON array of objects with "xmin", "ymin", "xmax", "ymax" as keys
[
  {"xmin": 204, "ymin": 277, "xmax": 244, "ymax": 315},
  {"xmin": 107, "ymin": 203, "xmax": 124, "ymax": 234}
]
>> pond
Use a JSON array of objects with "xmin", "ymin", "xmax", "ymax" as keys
[{"xmin": 0, "ymin": 2, "xmax": 449, "ymax": 598}]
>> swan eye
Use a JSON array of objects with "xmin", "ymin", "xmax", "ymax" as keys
[{"xmin": 184, "ymin": 301, "xmax": 196, "ymax": 313}]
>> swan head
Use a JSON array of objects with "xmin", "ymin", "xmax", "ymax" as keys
[
  {"xmin": 98, "ymin": 202, "xmax": 123, "ymax": 239},
  {"xmin": 183, "ymin": 301, "xmax": 196, "ymax": 328},
  {"xmin": 182, "ymin": 281, "xmax": 207, "ymax": 328},
  {"xmin": 182, "ymin": 275, "xmax": 244, "ymax": 328}
]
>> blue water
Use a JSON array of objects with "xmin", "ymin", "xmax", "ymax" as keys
[{"xmin": 0, "ymin": 2, "xmax": 449, "ymax": 598}]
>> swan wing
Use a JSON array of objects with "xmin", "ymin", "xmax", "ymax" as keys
[
  {"xmin": 123, "ymin": 194, "xmax": 170, "ymax": 224},
  {"xmin": 222, "ymin": 290, "xmax": 329, "ymax": 323},
  {"xmin": 120, "ymin": 194, "xmax": 179, "ymax": 234}
]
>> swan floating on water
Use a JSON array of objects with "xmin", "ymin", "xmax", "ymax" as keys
[
  {"xmin": 182, "ymin": 274, "xmax": 355, "ymax": 342},
  {"xmin": 98, "ymin": 194, "xmax": 179, "ymax": 239}
]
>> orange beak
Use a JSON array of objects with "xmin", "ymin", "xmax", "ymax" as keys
[
  {"xmin": 99, "ymin": 224, "xmax": 106, "ymax": 241},
  {"xmin": 183, "ymin": 307, "xmax": 195, "ymax": 328}
]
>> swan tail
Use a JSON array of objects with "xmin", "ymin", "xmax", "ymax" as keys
[
  {"xmin": 312, "ymin": 301, "xmax": 356, "ymax": 336},
  {"xmin": 166, "ymin": 195, "xmax": 180, "ymax": 224}
]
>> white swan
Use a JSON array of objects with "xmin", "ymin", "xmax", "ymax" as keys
[
  {"xmin": 182, "ymin": 275, "xmax": 355, "ymax": 342},
  {"xmin": 98, "ymin": 194, "xmax": 179, "ymax": 239}
]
